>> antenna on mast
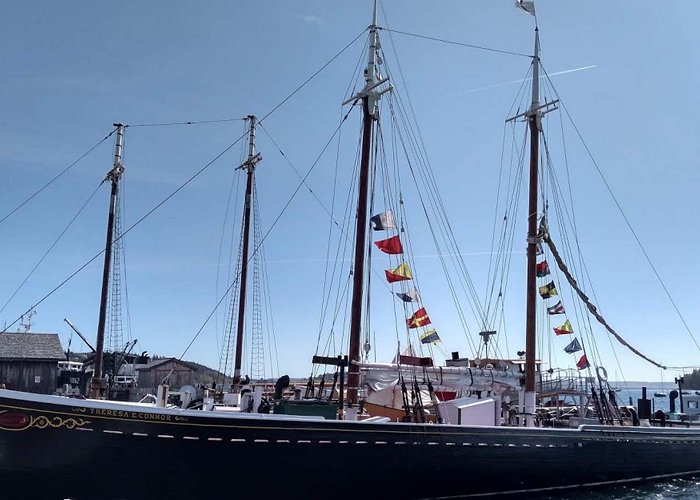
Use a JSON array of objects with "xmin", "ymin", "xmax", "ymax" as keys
[
  {"xmin": 342, "ymin": 0, "xmax": 391, "ymax": 110},
  {"xmin": 18, "ymin": 308, "xmax": 36, "ymax": 333}
]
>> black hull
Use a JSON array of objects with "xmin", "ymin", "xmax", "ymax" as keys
[{"xmin": 2, "ymin": 391, "xmax": 700, "ymax": 499}]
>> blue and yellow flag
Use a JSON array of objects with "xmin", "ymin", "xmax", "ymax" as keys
[
  {"xmin": 538, "ymin": 281, "xmax": 558, "ymax": 299},
  {"xmin": 420, "ymin": 329, "xmax": 440, "ymax": 344}
]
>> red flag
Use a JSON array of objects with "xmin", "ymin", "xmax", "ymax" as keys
[
  {"xmin": 407, "ymin": 307, "xmax": 431, "ymax": 328},
  {"xmin": 536, "ymin": 260, "xmax": 550, "ymax": 277},
  {"xmin": 576, "ymin": 354, "xmax": 590, "ymax": 370},
  {"xmin": 374, "ymin": 235, "xmax": 403, "ymax": 255}
]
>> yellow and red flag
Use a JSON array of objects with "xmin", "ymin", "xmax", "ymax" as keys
[
  {"xmin": 554, "ymin": 319, "xmax": 574, "ymax": 335},
  {"xmin": 407, "ymin": 307, "xmax": 431, "ymax": 328},
  {"xmin": 385, "ymin": 262, "xmax": 412, "ymax": 283}
]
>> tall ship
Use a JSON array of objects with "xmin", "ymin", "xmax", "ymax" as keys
[{"xmin": 2, "ymin": 2, "xmax": 700, "ymax": 499}]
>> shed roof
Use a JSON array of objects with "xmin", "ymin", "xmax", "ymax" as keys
[
  {"xmin": 139, "ymin": 357, "xmax": 197, "ymax": 372},
  {"xmin": 0, "ymin": 333, "xmax": 65, "ymax": 361}
]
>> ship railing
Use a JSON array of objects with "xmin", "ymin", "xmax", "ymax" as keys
[{"xmin": 538, "ymin": 369, "xmax": 591, "ymax": 396}]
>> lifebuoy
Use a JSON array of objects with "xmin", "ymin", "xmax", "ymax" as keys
[{"xmin": 596, "ymin": 366, "xmax": 608, "ymax": 382}]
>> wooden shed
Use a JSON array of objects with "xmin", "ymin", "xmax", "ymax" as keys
[
  {"xmin": 0, "ymin": 332, "xmax": 65, "ymax": 394},
  {"xmin": 136, "ymin": 358, "xmax": 196, "ymax": 392}
]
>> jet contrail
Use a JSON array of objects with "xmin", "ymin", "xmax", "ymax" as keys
[{"xmin": 444, "ymin": 64, "xmax": 598, "ymax": 97}]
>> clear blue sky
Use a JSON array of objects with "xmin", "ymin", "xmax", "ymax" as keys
[{"xmin": 1, "ymin": 1, "xmax": 698, "ymax": 384}]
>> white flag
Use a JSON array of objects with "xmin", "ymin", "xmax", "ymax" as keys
[
  {"xmin": 516, "ymin": 0, "xmax": 536, "ymax": 16},
  {"xmin": 395, "ymin": 287, "xmax": 421, "ymax": 303},
  {"xmin": 370, "ymin": 210, "xmax": 396, "ymax": 231}
]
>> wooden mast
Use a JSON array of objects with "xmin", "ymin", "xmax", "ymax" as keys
[
  {"xmin": 523, "ymin": 30, "xmax": 541, "ymax": 427},
  {"xmin": 90, "ymin": 123, "xmax": 125, "ymax": 399},
  {"xmin": 345, "ymin": 1, "xmax": 390, "ymax": 406},
  {"xmin": 506, "ymin": 26, "xmax": 558, "ymax": 427},
  {"xmin": 232, "ymin": 115, "xmax": 261, "ymax": 384}
]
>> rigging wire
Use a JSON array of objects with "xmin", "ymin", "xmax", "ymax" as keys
[
  {"xmin": 541, "ymin": 63, "xmax": 700, "ymax": 354},
  {"xmin": 378, "ymin": 27, "xmax": 532, "ymax": 58},
  {"xmin": 531, "ymin": 71, "xmax": 610, "ymax": 377},
  {"xmin": 541, "ymin": 131, "xmax": 601, "ymax": 371},
  {"xmin": 484, "ymin": 64, "xmax": 535, "ymax": 344},
  {"xmin": 257, "ymin": 211, "xmax": 281, "ymax": 379},
  {"xmin": 218, "ymin": 190, "xmax": 246, "ymax": 383},
  {"xmin": 258, "ymin": 123, "xmax": 340, "ymax": 227},
  {"xmin": 1, "ymin": 130, "xmax": 248, "ymax": 334},
  {"xmin": 312, "ymin": 121, "xmax": 361, "ymax": 371},
  {"xmin": 379, "ymin": 31, "xmax": 486, "ymax": 353},
  {"xmin": 107, "ymin": 155, "xmax": 128, "ymax": 352},
  {"xmin": 249, "ymin": 183, "xmax": 266, "ymax": 379},
  {"xmin": 116, "ymin": 160, "xmax": 134, "ymax": 346},
  {"xmin": 375, "ymin": 116, "xmax": 406, "ymax": 352},
  {"xmin": 539, "ymin": 107, "xmax": 668, "ymax": 372},
  {"xmin": 485, "ymin": 115, "xmax": 528, "ymax": 328},
  {"xmin": 125, "ymin": 29, "xmax": 366, "ymax": 134},
  {"xmin": 485, "ymin": 122, "xmax": 514, "ymax": 320},
  {"xmin": 0, "ymin": 128, "xmax": 117, "ymax": 226},
  {"xmin": 0, "ymin": 28, "xmax": 377, "ymax": 353},
  {"xmin": 386, "ymin": 95, "xmax": 480, "ymax": 353},
  {"xmin": 485, "ymin": 123, "xmax": 527, "ymax": 329},
  {"xmin": 126, "ymin": 118, "xmax": 245, "ymax": 128},
  {"xmin": 176, "ymin": 112, "xmax": 353, "ymax": 362},
  {"xmin": 259, "ymin": 29, "xmax": 367, "ymax": 125},
  {"xmin": 376, "ymin": 113, "xmax": 414, "ymax": 354},
  {"xmin": 314, "ymin": 38, "xmax": 370, "ymax": 376},
  {"xmin": 258, "ymin": 107, "xmax": 357, "ymax": 365},
  {"xmin": 215, "ymin": 120, "xmax": 247, "ymax": 366},
  {"xmin": 0, "ymin": 179, "xmax": 106, "ymax": 316},
  {"xmin": 506, "ymin": 63, "xmax": 619, "ymax": 374},
  {"xmin": 487, "ymin": 124, "xmax": 528, "ymax": 358}
]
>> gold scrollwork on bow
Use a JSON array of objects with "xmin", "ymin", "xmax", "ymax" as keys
[{"xmin": 29, "ymin": 415, "xmax": 92, "ymax": 430}]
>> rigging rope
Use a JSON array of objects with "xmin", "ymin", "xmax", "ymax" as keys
[
  {"xmin": 259, "ymin": 29, "xmax": 367, "ymax": 124},
  {"xmin": 259, "ymin": 123, "xmax": 340, "ymax": 227},
  {"xmin": 218, "ymin": 194, "xmax": 246, "ymax": 383},
  {"xmin": 0, "ymin": 29, "xmax": 383, "ymax": 364},
  {"xmin": 0, "ymin": 128, "xmax": 116, "ymax": 226},
  {"xmin": 540, "ymin": 63, "xmax": 700, "ymax": 355},
  {"xmin": 1, "ymin": 126, "xmax": 249, "ymax": 334},
  {"xmin": 385, "ymin": 85, "xmax": 482, "ymax": 352},
  {"xmin": 379, "ymin": 27, "xmax": 531, "ymax": 58},
  {"xmin": 0, "ymin": 180, "xmax": 106, "ymax": 316},
  {"xmin": 380, "ymin": 24, "xmax": 489, "ymax": 344},
  {"xmin": 176, "ymin": 112, "xmax": 353, "ymax": 363},
  {"xmin": 542, "ymin": 223, "xmax": 667, "ymax": 370},
  {"xmin": 126, "ymin": 118, "xmax": 245, "ymax": 127},
  {"xmin": 127, "ymin": 30, "xmax": 367, "ymax": 131},
  {"xmin": 214, "ymin": 125, "xmax": 246, "ymax": 358}
]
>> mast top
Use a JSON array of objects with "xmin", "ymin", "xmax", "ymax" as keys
[
  {"xmin": 107, "ymin": 123, "xmax": 125, "ymax": 182},
  {"xmin": 371, "ymin": 0, "xmax": 378, "ymax": 30},
  {"xmin": 364, "ymin": 0, "xmax": 381, "ymax": 113},
  {"xmin": 237, "ymin": 115, "xmax": 262, "ymax": 173},
  {"xmin": 530, "ymin": 28, "xmax": 540, "ymax": 112},
  {"xmin": 506, "ymin": 27, "xmax": 557, "ymax": 125},
  {"xmin": 342, "ymin": 0, "xmax": 391, "ymax": 112}
]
